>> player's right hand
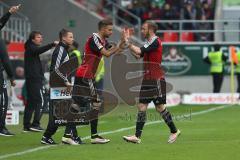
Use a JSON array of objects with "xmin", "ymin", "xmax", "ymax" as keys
[
  {"xmin": 9, "ymin": 4, "xmax": 21, "ymax": 14},
  {"xmin": 65, "ymin": 81, "xmax": 73, "ymax": 92},
  {"xmin": 53, "ymin": 41, "xmax": 59, "ymax": 46}
]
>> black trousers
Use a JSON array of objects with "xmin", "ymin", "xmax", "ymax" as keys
[
  {"xmin": 212, "ymin": 73, "xmax": 224, "ymax": 93},
  {"xmin": 43, "ymin": 99, "xmax": 78, "ymax": 138},
  {"xmin": 23, "ymin": 79, "xmax": 44, "ymax": 128},
  {"xmin": 237, "ymin": 74, "xmax": 240, "ymax": 93},
  {"xmin": 0, "ymin": 86, "xmax": 8, "ymax": 130}
]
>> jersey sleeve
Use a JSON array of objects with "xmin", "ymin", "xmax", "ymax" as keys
[
  {"xmin": 140, "ymin": 38, "xmax": 160, "ymax": 56},
  {"xmin": 90, "ymin": 35, "xmax": 104, "ymax": 52}
]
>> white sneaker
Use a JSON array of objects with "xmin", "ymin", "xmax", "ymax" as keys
[
  {"xmin": 62, "ymin": 137, "xmax": 79, "ymax": 145},
  {"xmin": 168, "ymin": 129, "xmax": 181, "ymax": 143},
  {"xmin": 123, "ymin": 135, "xmax": 141, "ymax": 144},
  {"xmin": 91, "ymin": 135, "xmax": 110, "ymax": 144}
]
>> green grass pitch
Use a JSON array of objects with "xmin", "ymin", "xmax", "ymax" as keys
[{"xmin": 0, "ymin": 104, "xmax": 240, "ymax": 160}]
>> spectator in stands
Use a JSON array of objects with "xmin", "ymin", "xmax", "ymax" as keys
[
  {"xmin": 152, "ymin": 0, "xmax": 165, "ymax": 8},
  {"xmin": 96, "ymin": 0, "xmax": 215, "ymax": 43},
  {"xmin": 141, "ymin": 1, "xmax": 152, "ymax": 22},
  {"xmin": 170, "ymin": 0, "xmax": 181, "ymax": 18},
  {"xmin": 126, "ymin": 3, "xmax": 137, "ymax": 25},
  {"xmin": 195, "ymin": 14, "xmax": 212, "ymax": 41},
  {"xmin": 199, "ymin": 0, "xmax": 213, "ymax": 6},
  {"xmin": 182, "ymin": 0, "xmax": 197, "ymax": 30},
  {"xmin": 148, "ymin": 3, "xmax": 162, "ymax": 20},
  {"xmin": 160, "ymin": 3, "xmax": 179, "ymax": 30},
  {"xmin": 117, "ymin": 0, "xmax": 133, "ymax": 25},
  {"xmin": 201, "ymin": 1, "xmax": 214, "ymax": 19},
  {"xmin": 132, "ymin": 0, "xmax": 145, "ymax": 21}
]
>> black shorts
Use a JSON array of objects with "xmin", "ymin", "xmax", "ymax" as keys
[
  {"xmin": 139, "ymin": 79, "xmax": 166, "ymax": 105},
  {"xmin": 72, "ymin": 77, "xmax": 100, "ymax": 107}
]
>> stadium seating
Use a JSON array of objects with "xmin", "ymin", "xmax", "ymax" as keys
[
  {"xmin": 163, "ymin": 32, "xmax": 179, "ymax": 42},
  {"xmin": 180, "ymin": 32, "xmax": 194, "ymax": 42},
  {"xmin": 7, "ymin": 42, "xmax": 25, "ymax": 53}
]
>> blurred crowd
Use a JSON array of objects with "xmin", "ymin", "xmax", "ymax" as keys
[{"xmin": 94, "ymin": 0, "xmax": 216, "ymax": 41}]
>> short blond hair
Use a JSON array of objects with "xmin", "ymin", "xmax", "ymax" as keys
[{"xmin": 144, "ymin": 21, "xmax": 158, "ymax": 33}]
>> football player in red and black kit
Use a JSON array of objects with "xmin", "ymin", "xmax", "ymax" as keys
[
  {"xmin": 123, "ymin": 21, "xmax": 181, "ymax": 144},
  {"xmin": 72, "ymin": 19, "xmax": 124, "ymax": 144}
]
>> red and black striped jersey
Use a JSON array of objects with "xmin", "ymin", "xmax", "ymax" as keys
[
  {"xmin": 140, "ymin": 36, "xmax": 164, "ymax": 80},
  {"xmin": 76, "ymin": 33, "xmax": 107, "ymax": 79}
]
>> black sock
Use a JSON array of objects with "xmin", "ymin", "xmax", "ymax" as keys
[
  {"xmin": 160, "ymin": 108, "xmax": 177, "ymax": 133},
  {"xmin": 64, "ymin": 123, "xmax": 73, "ymax": 138},
  {"xmin": 90, "ymin": 118, "xmax": 98, "ymax": 138},
  {"xmin": 135, "ymin": 111, "xmax": 147, "ymax": 138}
]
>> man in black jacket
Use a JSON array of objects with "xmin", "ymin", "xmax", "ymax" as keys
[
  {"xmin": 23, "ymin": 31, "xmax": 58, "ymax": 132},
  {"xmin": 0, "ymin": 40, "xmax": 16, "ymax": 136},
  {"xmin": 0, "ymin": 5, "xmax": 20, "ymax": 136},
  {"xmin": 41, "ymin": 29, "xmax": 81, "ymax": 145}
]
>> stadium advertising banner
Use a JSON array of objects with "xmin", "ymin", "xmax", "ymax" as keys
[
  {"xmin": 183, "ymin": 93, "xmax": 239, "ymax": 104},
  {"xmin": 6, "ymin": 111, "xmax": 19, "ymax": 125},
  {"xmin": 11, "ymin": 80, "xmax": 24, "ymax": 109},
  {"xmin": 50, "ymin": 87, "xmax": 72, "ymax": 99},
  {"xmin": 162, "ymin": 43, "xmax": 240, "ymax": 76}
]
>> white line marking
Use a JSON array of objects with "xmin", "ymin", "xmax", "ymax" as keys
[
  {"xmin": 56, "ymin": 121, "xmax": 107, "ymax": 133},
  {"xmin": 0, "ymin": 105, "xmax": 232, "ymax": 160}
]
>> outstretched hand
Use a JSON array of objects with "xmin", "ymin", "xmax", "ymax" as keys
[
  {"xmin": 121, "ymin": 28, "xmax": 129, "ymax": 43},
  {"xmin": 120, "ymin": 27, "xmax": 135, "ymax": 48},
  {"xmin": 9, "ymin": 4, "xmax": 21, "ymax": 14}
]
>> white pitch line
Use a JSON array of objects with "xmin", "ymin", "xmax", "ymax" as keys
[
  {"xmin": 56, "ymin": 121, "xmax": 107, "ymax": 133},
  {"xmin": 0, "ymin": 105, "xmax": 232, "ymax": 160}
]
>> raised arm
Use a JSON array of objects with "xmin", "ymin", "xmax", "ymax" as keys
[
  {"xmin": 100, "ymin": 44, "xmax": 123, "ymax": 57},
  {"xmin": 0, "ymin": 4, "xmax": 21, "ymax": 30},
  {"xmin": 27, "ymin": 42, "xmax": 56, "ymax": 56},
  {"xmin": 128, "ymin": 44, "xmax": 142, "ymax": 59},
  {"xmin": 128, "ymin": 37, "xmax": 160, "ymax": 59},
  {"xmin": 90, "ymin": 35, "xmax": 124, "ymax": 57}
]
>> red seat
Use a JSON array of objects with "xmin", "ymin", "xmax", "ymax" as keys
[
  {"xmin": 180, "ymin": 32, "xmax": 194, "ymax": 42},
  {"xmin": 7, "ymin": 42, "xmax": 25, "ymax": 53},
  {"xmin": 163, "ymin": 32, "xmax": 178, "ymax": 42}
]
